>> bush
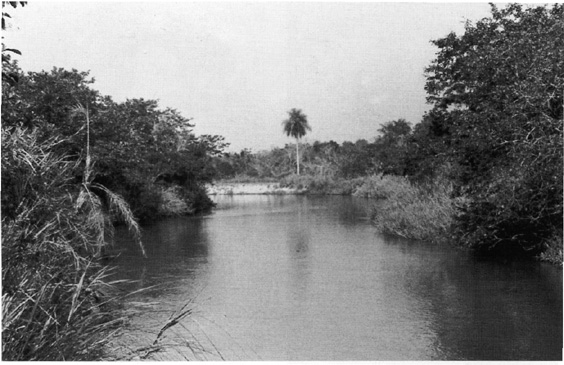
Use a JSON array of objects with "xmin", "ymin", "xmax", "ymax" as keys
[
  {"xmin": 182, "ymin": 183, "xmax": 216, "ymax": 213},
  {"xmin": 353, "ymin": 174, "xmax": 413, "ymax": 199},
  {"xmin": 369, "ymin": 176, "xmax": 460, "ymax": 243},
  {"xmin": 157, "ymin": 186, "xmax": 193, "ymax": 216},
  {"xmin": 453, "ymin": 155, "xmax": 563, "ymax": 256},
  {"xmin": 537, "ymin": 232, "xmax": 563, "ymax": 266}
]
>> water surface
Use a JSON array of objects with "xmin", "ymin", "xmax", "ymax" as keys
[{"xmin": 111, "ymin": 195, "xmax": 562, "ymax": 360}]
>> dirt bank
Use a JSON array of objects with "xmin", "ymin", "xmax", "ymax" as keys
[{"xmin": 206, "ymin": 182, "xmax": 305, "ymax": 195}]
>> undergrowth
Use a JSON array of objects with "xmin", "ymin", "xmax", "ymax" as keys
[
  {"xmin": 1, "ymin": 127, "xmax": 147, "ymax": 360},
  {"xmin": 362, "ymin": 175, "xmax": 460, "ymax": 243}
]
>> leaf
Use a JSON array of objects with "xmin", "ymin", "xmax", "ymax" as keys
[{"xmin": 3, "ymin": 48, "xmax": 21, "ymax": 55}]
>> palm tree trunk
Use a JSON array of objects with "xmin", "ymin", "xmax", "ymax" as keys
[{"xmin": 296, "ymin": 138, "xmax": 300, "ymax": 175}]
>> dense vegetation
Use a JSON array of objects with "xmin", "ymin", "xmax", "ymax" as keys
[
  {"xmin": 1, "ymin": 3, "xmax": 226, "ymax": 360},
  {"xmin": 214, "ymin": 4, "xmax": 563, "ymax": 262},
  {"xmin": 1, "ymin": 2, "xmax": 561, "ymax": 361},
  {"xmin": 1, "ymin": 65, "xmax": 227, "ymax": 221},
  {"xmin": 417, "ymin": 3, "xmax": 563, "ymax": 258}
]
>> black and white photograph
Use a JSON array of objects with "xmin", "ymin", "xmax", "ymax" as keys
[{"xmin": 1, "ymin": 1, "xmax": 562, "ymax": 361}]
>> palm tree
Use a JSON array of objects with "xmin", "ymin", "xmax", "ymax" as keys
[{"xmin": 282, "ymin": 108, "xmax": 311, "ymax": 175}]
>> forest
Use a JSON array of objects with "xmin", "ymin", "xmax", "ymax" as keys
[{"xmin": 1, "ymin": 2, "xmax": 562, "ymax": 361}]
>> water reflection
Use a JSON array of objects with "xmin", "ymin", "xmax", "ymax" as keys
[
  {"xmin": 382, "ymin": 235, "xmax": 563, "ymax": 360},
  {"xmin": 110, "ymin": 216, "xmax": 210, "ymax": 297},
  {"xmin": 111, "ymin": 195, "xmax": 562, "ymax": 361}
]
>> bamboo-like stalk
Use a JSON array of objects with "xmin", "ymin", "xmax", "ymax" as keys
[{"xmin": 71, "ymin": 104, "xmax": 146, "ymax": 258}]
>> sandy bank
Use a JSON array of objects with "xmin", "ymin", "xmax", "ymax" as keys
[{"xmin": 206, "ymin": 182, "xmax": 305, "ymax": 195}]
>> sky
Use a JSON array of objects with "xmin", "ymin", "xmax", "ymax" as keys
[{"xmin": 4, "ymin": 2, "xmax": 494, "ymax": 152}]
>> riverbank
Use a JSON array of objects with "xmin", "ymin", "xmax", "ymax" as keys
[
  {"xmin": 207, "ymin": 175, "xmax": 562, "ymax": 266},
  {"xmin": 206, "ymin": 182, "xmax": 305, "ymax": 195},
  {"xmin": 208, "ymin": 175, "xmax": 368, "ymax": 196}
]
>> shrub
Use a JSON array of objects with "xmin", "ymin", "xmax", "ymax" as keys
[
  {"xmin": 369, "ymin": 176, "xmax": 459, "ymax": 243},
  {"xmin": 453, "ymin": 156, "xmax": 563, "ymax": 256},
  {"xmin": 157, "ymin": 186, "xmax": 193, "ymax": 216},
  {"xmin": 353, "ymin": 174, "xmax": 413, "ymax": 199},
  {"xmin": 537, "ymin": 232, "xmax": 563, "ymax": 266},
  {"xmin": 182, "ymin": 183, "xmax": 216, "ymax": 213}
]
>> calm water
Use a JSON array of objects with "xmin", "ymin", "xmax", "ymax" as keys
[{"xmin": 110, "ymin": 195, "xmax": 562, "ymax": 360}]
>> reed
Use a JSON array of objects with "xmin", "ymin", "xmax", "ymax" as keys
[
  {"xmin": 1, "ymin": 125, "xmax": 146, "ymax": 360},
  {"xmin": 367, "ymin": 175, "xmax": 460, "ymax": 243},
  {"xmin": 353, "ymin": 174, "xmax": 412, "ymax": 199}
]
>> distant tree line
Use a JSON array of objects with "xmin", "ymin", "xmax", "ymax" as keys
[{"xmin": 212, "ymin": 118, "xmax": 413, "ymax": 180}]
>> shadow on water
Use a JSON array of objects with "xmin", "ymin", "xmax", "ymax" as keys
[
  {"xmin": 109, "ymin": 216, "xmax": 210, "ymax": 298},
  {"xmin": 380, "ymin": 234, "xmax": 563, "ymax": 360}
]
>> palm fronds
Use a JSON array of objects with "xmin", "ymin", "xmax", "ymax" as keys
[{"xmin": 71, "ymin": 103, "xmax": 146, "ymax": 257}]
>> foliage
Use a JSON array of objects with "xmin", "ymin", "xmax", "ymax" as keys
[
  {"xmin": 422, "ymin": 3, "xmax": 563, "ymax": 255},
  {"xmin": 157, "ymin": 186, "xmax": 193, "ymax": 216},
  {"xmin": 1, "ymin": 2, "xmax": 26, "ymax": 86},
  {"xmin": 373, "ymin": 119, "xmax": 412, "ymax": 176},
  {"xmin": 1, "ymin": 64, "xmax": 226, "ymax": 221},
  {"xmin": 1, "ymin": 127, "xmax": 123, "ymax": 360},
  {"xmin": 353, "ymin": 174, "xmax": 412, "ymax": 199},
  {"xmin": 282, "ymin": 108, "xmax": 311, "ymax": 140},
  {"xmin": 282, "ymin": 108, "xmax": 311, "ymax": 175},
  {"xmin": 1, "ymin": 9, "xmax": 226, "ymax": 357},
  {"xmin": 214, "ymin": 137, "xmax": 384, "ymax": 182},
  {"xmin": 536, "ymin": 232, "xmax": 563, "ymax": 266},
  {"xmin": 280, "ymin": 174, "xmax": 366, "ymax": 195},
  {"xmin": 368, "ymin": 176, "xmax": 460, "ymax": 243}
]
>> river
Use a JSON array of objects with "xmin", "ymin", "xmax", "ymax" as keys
[{"xmin": 109, "ymin": 195, "xmax": 562, "ymax": 360}]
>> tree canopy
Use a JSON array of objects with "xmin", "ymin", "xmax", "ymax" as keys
[
  {"xmin": 282, "ymin": 108, "xmax": 311, "ymax": 140},
  {"xmin": 2, "ymin": 64, "xmax": 227, "ymax": 221},
  {"xmin": 420, "ymin": 3, "xmax": 563, "ymax": 253}
]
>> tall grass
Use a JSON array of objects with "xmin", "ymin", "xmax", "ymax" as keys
[
  {"xmin": 360, "ymin": 175, "xmax": 460, "ymax": 243},
  {"xmin": 0, "ymin": 126, "xmax": 144, "ymax": 360},
  {"xmin": 353, "ymin": 174, "xmax": 413, "ymax": 199}
]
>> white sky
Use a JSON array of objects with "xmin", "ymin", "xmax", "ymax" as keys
[{"xmin": 4, "ymin": 2, "xmax": 493, "ymax": 152}]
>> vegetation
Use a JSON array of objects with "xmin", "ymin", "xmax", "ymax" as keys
[
  {"xmin": 417, "ymin": 3, "xmax": 563, "ymax": 257},
  {"xmin": 282, "ymin": 108, "xmax": 311, "ymax": 175},
  {"xmin": 1, "ymin": 65, "xmax": 226, "ymax": 221},
  {"xmin": 213, "ymin": 4, "xmax": 563, "ymax": 263},
  {"xmin": 2, "ymin": 1, "xmax": 561, "ymax": 361},
  {"xmin": 1, "ymin": 3, "xmax": 225, "ymax": 360},
  {"xmin": 367, "ymin": 175, "xmax": 461, "ymax": 243},
  {"xmin": 1, "ymin": 128, "xmax": 123, "ymax": 360}
]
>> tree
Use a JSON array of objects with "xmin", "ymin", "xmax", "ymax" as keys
[
  {"xmin": 374, "ymin": 119, "xmax": 412, "ymax": 176},
  {"xmin": 282, "ymin": 108, "xmax": 311, "ymax": 175},
  {"xmin": 2, "ymin": 2, "xmax": 26, "ymax": 86},
  {"xmin": 423, "ymin": 3, "xmax": 563, "ymax": 255}
]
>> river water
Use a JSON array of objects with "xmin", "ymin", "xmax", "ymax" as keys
[{"xmin": 110, "ymin": 195, "xmax": 562, "ymax": 360}]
